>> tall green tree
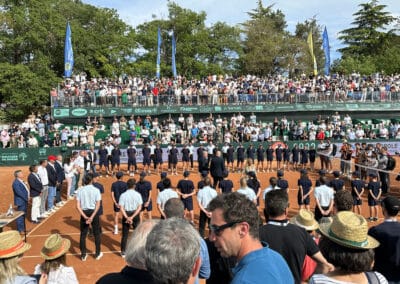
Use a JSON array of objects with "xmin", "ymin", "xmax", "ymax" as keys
[
  {"xmin": 338, "ymin": 0, "xmax": 397, "ymax": 57},
  {"xmin": 240, "ymin": 0, "xmax": 289, "ymax": 75}
]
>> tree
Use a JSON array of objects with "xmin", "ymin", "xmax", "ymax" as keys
[
  {"xmin": 293, "ymin": 18, "xmax": 324, "ymax": 77},
  {"xmin": 240, "ymin": 1, "xmax": 289, "ymax": 75},
  {"xmin": 338, "ymin": 0, "xmax": 397, "ymax": 57}
]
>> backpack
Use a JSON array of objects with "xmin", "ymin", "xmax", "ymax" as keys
[
  {"xmin": 331, "ymin": 144, "xmax": 337, "ymax": 156},
  {"xmin": 386, "ymin": 155, "xmax": 396, "ymax": 171}
]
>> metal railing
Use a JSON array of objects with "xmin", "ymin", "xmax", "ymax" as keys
[{"xmin": 51, "ymin": 90, "xmax": 400, "ymax": 108}]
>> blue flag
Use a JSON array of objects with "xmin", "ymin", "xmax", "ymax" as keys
[
  {"xmin": 171, "ymin": 31, "xmax": 177, "ymax": 78},
  {"xmin": 322, "ymin": 27, "xmax": 330, "ymax": 76},
  {"xmin": 156, "ymin": 27, "xmax": 162, "ymax": 79},
  {"xmin": 64, "ymin": 22, "xmax": 74, "ymax": 78}
]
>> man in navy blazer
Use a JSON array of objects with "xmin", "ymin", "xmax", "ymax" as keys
[
  {"xmin": 46, "ymin": 155, "xmax": 58, "ymax": 211},
  {"xmin": 12, "ymin": 170, "xmax": 29, "ymax": 233},
  {"xmin": 28, "ymin": 164, "xmax": 43, "ymax": 223},
  {"xmin": 54, "ymin": 155, "xmax": 65, "ymax": 206},
  {"xmin": 209, "ymin": 150, "xmax": 226, "ymax": 189}
]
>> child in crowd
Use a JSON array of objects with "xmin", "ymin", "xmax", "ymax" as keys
[
  {"xmin": 367, "ymin": 173, "xmax": 381, "ymax": 221},
  {"xmin": 297, "ymin": 169, "xmax": 313, "ymax": 210},
  {"xmin": 351, "ymin": 171, "xmax": 364, "ymax": 215}
]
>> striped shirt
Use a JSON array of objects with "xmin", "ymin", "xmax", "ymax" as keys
[
  {"xmin": 309, "ymin": 272, "xmax": 388, "ymax": 284},
  {"xmin": 119, "ymin": 189, "xmax": 143, "ymax": 212},
  {"xmin": 76, "ymin": 184, "xmax": 101, "ymax": 210}
]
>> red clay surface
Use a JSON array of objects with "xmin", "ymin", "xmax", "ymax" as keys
[{"xmin": 1, "ymin": 158, "xmax": 399, "ymax": 283}]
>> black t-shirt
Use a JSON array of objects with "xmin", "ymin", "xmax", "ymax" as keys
[
  {"xmin": 219, "ymin": 179, "xmax": 233, "ymax": 194},
  {"xmin": 369, "ymin": 222, "xmax": 400, "ymax": 282},
  {"xmin": 96, "ymin": 265, "xmax": 155, "ymax": 284},
  {"xmin": 329, "ymin": 178, "xmax": 345, "ymax": 192},
  {"xmin": 259, "ymin": 222, "xmax": 319, "ymax": 284}
]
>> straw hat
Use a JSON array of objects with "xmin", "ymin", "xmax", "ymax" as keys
[
  {"xmin": 290, "ymin": 209, "xmax": 319, "ymax": 231},
  {"xmin": 0, "ymin": 230, "xmax": 31, "ymax": 259},
  {"xmin": 41, "ymin": 234, "xmax": 71, "ymax": 260},
  {"xmin": 318, "ymin": 211, "xmax": 379, "ymax": 249}
]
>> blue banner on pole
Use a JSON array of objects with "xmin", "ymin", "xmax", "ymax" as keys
[
  {"xmin": 156, "ymin": 27, "xmax": 162, "ymax": 79},
  {"xmin": 171, "ymin": 32, "xmax": 177, "ymax": 78},
  {"xmin": 64, "ymin": 22, "xmax": 74, "ymax": 78},
  {"xmin": 322, "ymin": 26, "xmax": 330, "ymax": 76}
]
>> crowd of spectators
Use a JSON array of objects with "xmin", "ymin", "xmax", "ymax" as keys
[
  {"xmin": 1, "ymin": 110, "xmax": 400, "ymax": 150},
  {"xmin": 51, "ymin": 73, "xmax": 400, "ymax": 107}
]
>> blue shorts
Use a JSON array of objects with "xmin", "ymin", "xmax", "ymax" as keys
[
  {"xmin": 141, "ymin": 200, "xmax": 153, "ymax": 211},
  {"xmin": 353, "ymin": 197, "xmax": 362, "ymax": 206},
  {"xmin": 368, "ymin": 197, "xmax": 378, "ymax": 206},
  {"xmin": 182, "ymin": 197, "xmax": 193, "ymax": 211}
]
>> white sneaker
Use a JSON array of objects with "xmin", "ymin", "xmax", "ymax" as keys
[{"xmin": 95, "ymin": 252, "xmax": 103, "ymax": 260}]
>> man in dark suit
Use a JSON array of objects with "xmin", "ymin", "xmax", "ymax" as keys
[
  {"xmin": 46, "ymin": 155, "xmax": 58, "ymax": 211},
  {"xmin": 209, "ymin": 150, "xmax": 226, "ymax": 189},
  {"xmin": 87, "ymin": 146, "xmax": 97, "ymax": 173},
  {"xmin": 28, "ymin": 164, "xmax": 43, "ymax": 223},
  {"xmin": 12, "ymin": 170, "xmax": 29, "ymax": 233},
  {"xmin": 198, "ymin": 151, "xmax": 209, "ymax": 174},
  {"xmin": 54, "ymin": 155, "xmax": 65, "ymax": 206}
]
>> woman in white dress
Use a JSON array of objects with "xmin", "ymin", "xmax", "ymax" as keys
[{"xmin": 34, "ymin": 234, "xmax": 78, "ymax": 284}]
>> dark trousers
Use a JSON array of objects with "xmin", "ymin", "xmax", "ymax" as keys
[
  {"xmin": 315, "ymin": 206, "xmax": 330, "ymax": 222},
  {"xmin": 56, "ymin": 183, "xmax": 63, "ymax": 203},
  {"xmin": 190, "ymin": 154, "xmax": 194, "ymax": 168},
  {"xmin": 121, "ymin": 212, "xmax": 140, "ymax": 253},
  {"xmin": 212, "ymin": 176, "xmax": 223, "ymax": 189},
  {"xmin": 379, "ymin": 171, "xmax": 389, "ymax": 194},
  {"xmin": 80, "ymin": 209, "xmax": 101, "ymax": 257},
  {"xmin": 199, "ymin": 210, "xmax": 210, "ymax": 238},
  {"xmin": 16, "ymin": 203, "xmax": 27, "ymax": 233}
]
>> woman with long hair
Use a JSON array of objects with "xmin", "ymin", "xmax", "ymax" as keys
[
  {"xmin": 0, "ymin": 230, "xmax": 46, "ymax": 284},
  {"xmin": 34, "ymin": 234, "xmax": 78, "ymax": 284}
]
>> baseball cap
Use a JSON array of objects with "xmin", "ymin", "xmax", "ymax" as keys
[
  {"xmin": 201, "ymin": 171, "xmax": 208, "ymax": 178},
  {"xmin": 381, "ymin": 196, "xmax": 400, "ymax": 216},
  {"xmin": 92, "ymin": 172, "xmax": 100, "ymax": 178},
  {"xmin": 369, "ymin": 173, "xmax": 377, "ymax": 178},
  {"xmin": 140, "ymin": 171, "xmax": 147, "ymax": 177},
  {"xmin": 333, "ymin": 171, "xmax": 340, "ymax": 177},
  {"xmin": 161, "ymin": 172, "xmax": 167, "ymax": 178},
  {"xmin": 183, "ymin": 171, "xmax": 190, "ymax": 177},
  {"xmin": 277, "ymin": 170, "xmax": 284, "ymax": 177},
  {"xmin": 116, "ymin": 171, "xmax": 124, "ymax": 178}
]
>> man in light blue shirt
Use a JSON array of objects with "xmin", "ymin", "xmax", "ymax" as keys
[
  {"xmin": 208, "ymin": 192, "xmax": 294, "ymax": 284},
  {"xmin": 76, "ymin": 174, "xmax": 102, "ymax": 261},
  {"xmin": 119, "ymin": 178, "xmax": 143, "ymax": 257},
  {"xmin": 156, "ymin": 178, "xmax": 179, "ymax": 219},
  {"xmin": 197, "ymin": 177, "xmax": 217, "ymax": 237}
]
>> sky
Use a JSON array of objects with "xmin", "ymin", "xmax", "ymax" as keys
[{"xmin": 83, "ymin": 0, "xmax": 399, "ymax": 61}]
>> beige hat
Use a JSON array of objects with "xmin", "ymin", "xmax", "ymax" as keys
[
  {"xmin": 0, "ymin": 230, "xmax": 31, "ymax": 259},
  {"xmin": 319, "ymin": 211, "xmax": 379, "ymax": 249},
  {"xmin": 41, "ymin": 234, "xmax": 70, "ymax": 260},
  {"xmin": 290, "ymin": 209, "xmax": 319, "ymax": 231}
]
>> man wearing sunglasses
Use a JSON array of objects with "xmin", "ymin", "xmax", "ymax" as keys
[{"xmin": 208, "ymin": 192, "xmax": 294, "ymax": 284}]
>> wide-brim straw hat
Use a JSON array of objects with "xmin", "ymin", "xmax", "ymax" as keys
[
  {"xmin": 318, "ymin": 211, "xmax": 379, "ymax": 249},
  {"xmin": 41, "ymin": 234, "xmax": 70, "ymax": 260},
  {"xmin": 290, "ymin": 209, "xmax": 319, "ymax": 231},
  {"xmin": 0, "ymin": 230, "xmax": 31, "ymax": 259}
]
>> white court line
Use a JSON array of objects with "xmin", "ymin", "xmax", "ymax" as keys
[
  {"xmin": 24, "ymin": 250, "xmax": 122, "ymax": 259},
  {"xmin": 28, "ymin": 231, "xmax": 115, "ymax": 238}
]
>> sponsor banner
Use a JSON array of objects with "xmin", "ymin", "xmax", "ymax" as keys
[{"xmin": 52, "ymin": 102, "xmax": 400, "ymax": 118}]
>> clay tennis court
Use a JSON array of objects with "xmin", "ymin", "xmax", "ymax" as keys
[{"xmin": 1, "ymin": 158, "xmax": 399, "ymax": 283}]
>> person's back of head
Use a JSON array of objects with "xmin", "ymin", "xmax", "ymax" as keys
[
  {"xmin": 125, "ymin": 220, "xmax": 159, "ymax": 270},
  {"xmin": 264, "ymin": 190, "xmax": 289, "ymax": 219},
  {"xmin": 162, "ymin": 177, "xmax": 171, "ymax": 189},
  {"xmin": 334, "ymin": 190, "xmax": 353, "ymax": 212},
  {"xmin": 164, "ymin": 198, "xmax": 184, "ymax": 219},
  {"xmin": 145, "ymin": 218, "xmax": 201, "ymax": 284}
]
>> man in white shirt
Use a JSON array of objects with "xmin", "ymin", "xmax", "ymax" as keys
[
  {"xmin": 38, "ymin": 159, "xmax": 49, "ymax": 218},
  {"xmin": 156, "ymin": 178, "xmax": 179, "ymax": 219}
]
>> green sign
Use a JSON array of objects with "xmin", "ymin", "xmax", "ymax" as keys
[{"xmin": 52, "ymin": 102, "xmax": 400, "ymax": 118}]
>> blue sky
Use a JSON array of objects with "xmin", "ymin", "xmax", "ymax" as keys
[{"xmin": 83, "ymin": 0, "xmax": 399, "ymax": 61}]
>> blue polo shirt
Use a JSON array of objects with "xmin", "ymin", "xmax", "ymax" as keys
[{"xmin": 232, "ymin": 245, "xmax": 294, "ymax": 284}]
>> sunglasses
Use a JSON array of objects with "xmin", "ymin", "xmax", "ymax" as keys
[{"xmin": 209, "ymin": 221, "xmax": 242, "ymax": 236}]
